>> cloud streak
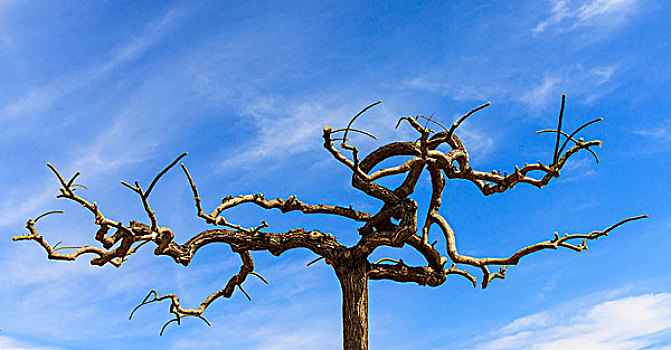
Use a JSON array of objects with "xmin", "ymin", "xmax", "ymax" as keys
[
  {"xmin": 0, "ymin": 5, "xmax": 184, "ymax": 123},
  {"xmin": 635, "ymin": 118, "xmax": 671, "ymax": 144},
  {"xmin": 471, "ymin": 293, "xmax": 671, "ymax": 350},
  {"xmin": 534, "ymin": 0, "xmax": 637, "ymax": 35},
  {"xmin": 519, "ymin": 64, "xmax": 618, "ymax": 108},
  {"xmin": 0, "ymin": 336, "xmax": 62, "ymax": 350}
]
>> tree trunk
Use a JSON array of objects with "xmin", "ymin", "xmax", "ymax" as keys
[{"xmin": 336, "ymin": 263, "xmax": 369, "ymax": 350}]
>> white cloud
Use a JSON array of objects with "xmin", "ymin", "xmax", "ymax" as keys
[
  {"xmin": 98, "ymin": 7, "xmax": 182, "ymax": 74},
  {"xmin": 556, "ymin": 155, "xmax": 598, "ymax": 182},
  {"xmin": 214, "ymin": 99, "xmax": 333, "ymax": 172},
  {"xmin": 457, "ymin": 127, "xmax": 496, "ymax": 162},
  {"xmin": 520, "ymin": 76, "xmax": 562, "ymax": 108},
  {"xmin": 401, "ymin": 76, "xmax": 492, "ymax": 102},
  {"xmin": 0, "ymin": 336, "xmax": 62, "ymax": 350},
  {"xmin": 214, "ymin": 92, "xmax": 499, "ymax": 174},
  {"xmin": 635, "ymin": 119, "xmax": 671, "ymax": 143},
  {"xmin": 534, "ymin": 0, "xmax": 636, "ymax": 36},
  {"xmin": 534, "ymin": 0, "xmax": 572, "ymax": 34},
  {"xmin": 216, "ymin": 95, "xmax": 406, "ymax": 171},
  {"xmin": 520, "ymin": 64, "xmax": 618, "ymax": 108},
  {"xmin": 472, "ymin": 293, "xmax": 671, "ymax": 350},
  {"xmin": 0, "ymin": 5, "xmax": 185, "ymax": 122},
  {"xmin": 403, "ymin": 63, "xmax": 619, "ymax": 112}
]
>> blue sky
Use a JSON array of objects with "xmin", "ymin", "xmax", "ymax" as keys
[{"xmin": 1, "ymin": 1, "xmax": 670, "ymax": 349}]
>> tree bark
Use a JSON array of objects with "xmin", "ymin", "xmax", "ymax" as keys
[{"xmin": 336, "ymin": 262, "xmax": 369, "ymax": 350}]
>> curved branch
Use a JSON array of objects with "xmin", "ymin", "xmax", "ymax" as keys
[
  {"xmin": 341, "ymin": 100, "xmax": 382, "ymax": 150},
  {"xmin": 417, "ymin": 114, "xmax": 448, "ymax": 133},
  {"xmin": 120, "ymin": 153, "xmax": 188, "ymax": 230},
  {"xmin": 445, "ymin": 101, "xmax": 490, "ymax": 142},
  {"xmin": 34, "ymin": 210, "xmax": 64, "ymax": 223},
  {"xmin": 129, "ymin": 250, "xmax": 267, "ymax": 334},
  {"xmin": 145, "ymin": 152, "xmax": 188, "ymax": 198},
  {"xmin": 433, "ymin": 211, "xmax": 647, "ymax": 288},
  {"xmin": 45, "ymin": 163, "xmax": 132, "ymax": 239},
  {"xmin": 331, "ymin": 128, "xmax": 378, "ymax": 141}
]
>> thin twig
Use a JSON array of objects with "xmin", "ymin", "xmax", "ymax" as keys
[
  {"xmin": 249, "ymin": 271, "xmax": 269, "ymax": 284},
  {"xmin": 556, "ymin": 117, "xmax": 603, "ymax": 157},
  {"xmin": 34, "ymin": 210, "xmax": 64, "ymax": 223},
  {"xmin": 418, "ymin": 114, "xmax": 448, "ymax": 133},
  {"xmin": 306, "ymin": 256, "xmax": 324, "ymax": 266},
  {"xmin": 422, "ymin": 112, "xmax": 437, "ymax": 129},
  {"xmin": 145, "ymin": 152, "xmax": 188, "ymax": 198},
  {"xmin": 342, "ymin": 100, "xmax": 382, "ymax": 148},
  {"xmin": 238, "ymin": 284, "xmax": 252, "ymax": 301},
  {"xmin": 445, "ymin": 102, "xmax": 491, "ymax": 141},
  {"xmin": 536, "ymin": 129, "xmax": 599, "ymax": 163},
  {"xmin": 553, "ymin": 93, "xmax": 567, "ymax": 166},
  {"xmin": 331, "ymin": 128, "xmax": 378, "ymax": 140},
  {"xmin": 66, "ymin": 172, "xmax": 81, "ymax": 189}
]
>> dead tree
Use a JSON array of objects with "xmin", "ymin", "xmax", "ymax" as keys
[{"xmin": 14, "ymin": 94, "xmax": 645, "ymax": 350}]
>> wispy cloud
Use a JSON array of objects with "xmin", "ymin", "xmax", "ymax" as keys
[
  {"xmin": 534, "ymin": 0, "xmax": 637, "ymax": 36},
  {"xmin": 552, "ymin": 152, "xmax": 598, "ymax": 183},
  {"xmin": 216, "ymin": 94, "xmax": 415, "ymax": 171},
  {"xmin": 0, "ymin": 248, "xmax": 179, "ymax": 342},
  {"xmin": 520, "ymin": 76, "xmax": 563, "ymax": 108},
  {"xmin": 404, "ymin": 64, "xmax": 618, "ymax": 112},
  {"xmin": 471, "ymin": 293, "xmax": 671, "ymax": 350},
  {"xmin": 635, "ymin": 118, "xmax": 671, "ymax": 144},
  {"xmin": 230, "ymin": 98, "xmax": 332, "ymax": 164},
  {"xmin": 0, "ymin": 5, "xmax": 195, "ymax": 228},
  {"xmin": 214, "ymin": 92, "xmax": 499, "ymax": 174},
  {"xmin": 401, "ymin": 76, "xmax": 495, "ymax": 103},
  {"xmin": 520, "ymin": 64, "xmax": 618, "ymax": 108},
  {"xmin": 0, "ymin": 5, "xmax": 184, "ymax": 122},
  {"xmin": 0, "ymin": 336, "xmax": 62, "ymax": 350}
]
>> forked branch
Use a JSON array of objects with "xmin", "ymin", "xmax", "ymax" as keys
[{"xmin": 129, "ymin": 250, "xmax": 268, "ymax": 335}]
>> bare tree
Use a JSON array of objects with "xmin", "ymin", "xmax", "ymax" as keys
[{"xmin": 14, "ymin": 94, "xmax": 645, "ymax": 350}]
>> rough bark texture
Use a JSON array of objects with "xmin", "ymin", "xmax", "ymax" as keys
[
  {"xmin": 336, "ymin": 262, "xmax": 369, "ymax": 350},
  {"xmin": 13, "ymin": 96, "xmax": 646, "ymax": 348}
]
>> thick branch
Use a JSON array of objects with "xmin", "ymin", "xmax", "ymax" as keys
[
  {"xmin": 368, "ymin": 261, "xmax": 476, "ymax": 287},
  {"xmin": 148, "ymin": 226, "xmax": 346, "ymax": 267}
]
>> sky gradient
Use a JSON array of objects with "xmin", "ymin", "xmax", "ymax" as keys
[{"xmin": 1, "ymin": 1, "xmax": 670, "ymax": 349}]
